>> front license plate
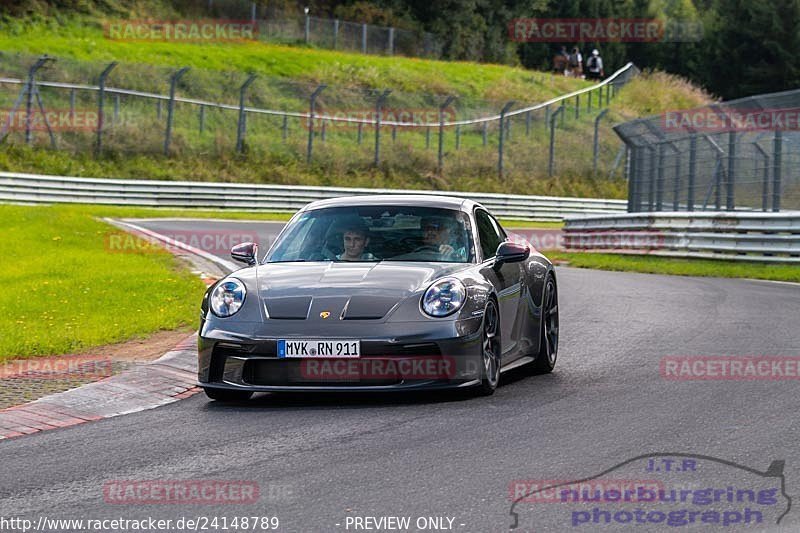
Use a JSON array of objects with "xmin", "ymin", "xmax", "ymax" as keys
[{"xmin": 277, "ymin": 339, "xmax": 361, "ymax": 358}]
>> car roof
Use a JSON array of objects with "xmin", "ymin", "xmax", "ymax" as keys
[{"xmin": 302, "ymin": 194, "xmax": 481, "ymax": 212}]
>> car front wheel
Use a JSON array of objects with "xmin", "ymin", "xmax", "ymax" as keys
[
  {"xmin": 476, "ymin": 299, "xmax": 501, "ymax": 396},
  {"xmin": 529, "ymin": 273, "xmax": 558, "ymax": 374}
]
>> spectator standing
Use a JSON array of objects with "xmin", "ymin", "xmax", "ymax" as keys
[
  {"xmin": 586, "ymin": 49, "xmax": 605, "ymax": 80},
  {"xmin": 567, "ymin": 47, "xmax": 583, "ymax": 78}
]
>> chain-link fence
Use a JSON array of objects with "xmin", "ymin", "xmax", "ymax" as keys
[
  {"xmin": 112, "ymin": 0, "xmax": 443, "ymax": 58},
  {"xmin": 616, "ymin": 91, "xmax": 800, "ymax": 213},
  {"xmin": 0, "ymin": 52, "xmax": 638, "ymax": 184}
]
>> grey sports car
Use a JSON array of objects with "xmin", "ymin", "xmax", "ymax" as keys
[{"xmin": 198, "ymin": 195, "xmax": 559, "ymax": 400}]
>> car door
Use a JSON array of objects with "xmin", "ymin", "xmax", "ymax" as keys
[{"xmin": 475, "ymin": 208, "xmax": 522, "ymax": 359}]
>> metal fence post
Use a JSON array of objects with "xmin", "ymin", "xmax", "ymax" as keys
[
  {"xmin": 391, "ymin": 124, "xmax": 397, "ymax": 142},
  {"xmin": 525, "ymin": 111, "xmax": 531, "ymax": 136},
  {"xmin": 374, "ymin": 89, "xmax": 391, "ymax": 166},
  {"xmin": 647, "ymin": 147, "xmax": 656, "ymax": 211},
  {"xmin": 437, "ymin": 96, "xmax": 455, "ymax": 174},
  {"xmin": 306, "ymin": 84, "xmax": 326, "ymax": 163},
  {"xmin": 592, "ymin": 108, "xmax": 609, "ymax": 176},
  {"xmin": 773, "ymin": 130, "xmax": 782, "ymax": 211},
  {"xmin": 69, "ymin": 88, "xmax": 75, "ymax": 117},
  {"xmin": 388, "ymin": 27, "xmax": 395, "ymax": 55},
  {"xmin": 250, "ymin": 2, "xmax": 256, "ymax": 23},
  {"xmin": 357, "ymin": 122, "xmax": 363, "ymax": 145},
  {"xmin": 673, "ymin": 153, "xmax": 681, "ymax": 211},
  {"xmin": 281, "ymin": 115, "xmax": 288, "ymax": 141},
  {"xmin": 687, "ymin": 135, "xmax": 697, "ymax": 211},
  {"xmin": 157, "ymin": 100, "xmax": 162, "ymax": 119},
  {"xmin": 560, "ymin": 103, "xmax": 565, "ymax": 128},
  {"xmin": 14, "ymin": 56, "xmax": 53, "ymax": 146},
  {"xmin": 95, "ymin": 61, "xmax": 117, "ymax": 154},
  {"xmin": 548, "ymin": 106, "xmax": 563, "ymax": 177},
  {"xmin": 455, "ymin": 125, "xmax": 460, "ymax": 149},
  {"xmin": 498, "ymin": 101, "xmax": 515, "ymax": 179},
  {"xmin": 113, "ymin": 94, "xmax": 120, "ymax": 123},
  {"xmin": 305, "ymin": 14, "xmax": 310, "ymax": 43},
  {"xmin": 361, "ymin": 23, "xmax": 367, "ymax": 54},
  {"xmin": 753, "ymin": 143, "xmax": 769, "ymax": 212},
  {"xmin": 544, "ymin": 105, "xmax": 550, "ymax": 131},
  {"xmin": 627, "ymin": 145, "xmax": 637, "ymax": 212},
  {"xmin": 236, "ymin": 74, "xmax": 257, "ymax": 153},
  {"xmin": 588, "ymin": 89, "xmax": 593, "ymax": 112},
  {"xmin": 575, "ymin": 94, "xmax": 580, "ymax": 120},
  {"xmin": 656, "ymin": 144, "xmax": 665, "ymax": 211},
  {"xmin": 199, "ymin": 105, "xmax": 205, "ymax": 133},
  {"xmin": 426, "ymin": 127, "xmax": 431, "ymax": 149},
  {"xmin": 333, "ymin": 19, "xmax": 339, "ymax": 49},
  {"xmin": 164, "ymin": 67, "xmax": 189, "ymax": 156},
  {"xmin": 726, "ymin": 131, "xmax": 736, "ymax": 210},
  {"xmin": 482, "ymin": 121, "xmax": 488, "ymax": 146}
]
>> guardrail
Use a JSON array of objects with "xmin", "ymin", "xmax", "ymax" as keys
[
  {"xmin": 563, "ymin": 211, "xmax": 800, "ymax": 262},
  {"xmin": 0, "ymin": 171, "xmax": 627, "ymax": 221}
]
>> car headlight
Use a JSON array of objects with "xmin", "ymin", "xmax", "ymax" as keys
[
  {"xmin": 422, "ymin": 278, "xmax": 466, "ymax": 317},
  {"xmin": 210, "ymin": 278, "xmax": 246, "ymax": 318}
]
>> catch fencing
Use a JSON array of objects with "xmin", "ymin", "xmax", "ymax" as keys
[
  {"xmin": 615, "ymin": 90, "xmax": 800, "ymax": 213},
  {"xmin": 0, "ymin": 52, "xmax": 638, "ymax": 182},
  {"xmin": 171, "ymin": 0, "xmax": 443, "ymax": 58}
]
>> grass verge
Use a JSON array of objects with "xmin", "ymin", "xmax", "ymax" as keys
[
  {"xmin": 548, "ymin": 252, "xmax": 800, "ymax": 283},
  {"xmin": 0, "ymin": 204, "xmax": 209, "ymax": 361}
]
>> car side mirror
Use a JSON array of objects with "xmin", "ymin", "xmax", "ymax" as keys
[
  {"xmin": 231, "ymin": 242, "xmax": 259, "ymax": 266},
  {"xmin": 494, "ymin": 241, "xmax": 529, "ymax": 267}
]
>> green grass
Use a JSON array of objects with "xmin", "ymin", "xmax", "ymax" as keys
[
  {"xmin": 548, "ymin": 252, "xmax": 800, "ymax": 283},
  {"xmin": 0, "ymin": 17, "xmax": 590, "ymax": 101},
  {"xmin": 0, "ymin": 204, "xmax": 209, "ymax": 361}
]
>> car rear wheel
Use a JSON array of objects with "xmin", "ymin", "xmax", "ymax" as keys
[
  {"xmin": 203, "ymin": 387, "xmax": 254, "ymax": 402},
  {"xmin": 476, "ymin": 299, "xmax": 501, "ymax": 396},
  {"xmin": 530, "ymin": 274, "xmax": 558, "ymax": 374}
]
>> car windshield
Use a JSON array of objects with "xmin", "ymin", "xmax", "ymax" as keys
[{"xmin": 266, "ymin": 205, "xmax": 475, "ymax": 263}]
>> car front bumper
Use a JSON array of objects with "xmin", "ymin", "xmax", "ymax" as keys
[{"xmin": 198, "ymin": 317, "xmax": 484, "ymax": 392}]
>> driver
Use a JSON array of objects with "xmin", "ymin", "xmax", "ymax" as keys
[
  {"xmin": 336, "ymin": 222, "xmax": 376, "ymax": 261},
  {"xmin": 417, "ymin": 216, "xmax": 461, "ymax": 260}
]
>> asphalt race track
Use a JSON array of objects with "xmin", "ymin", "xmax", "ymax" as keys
[{"xmin": 1, "ymin": 219, "xmax": 799, "ymax": 532}]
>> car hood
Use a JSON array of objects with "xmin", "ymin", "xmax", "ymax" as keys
[{"xmin": 256, "ymin": 261, "xmax": 466, "ymax": 320}]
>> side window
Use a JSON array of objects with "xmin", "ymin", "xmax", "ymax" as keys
[{"xmin": 475, "ymin": 209, "xmax": 504, "ymax": 260}]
